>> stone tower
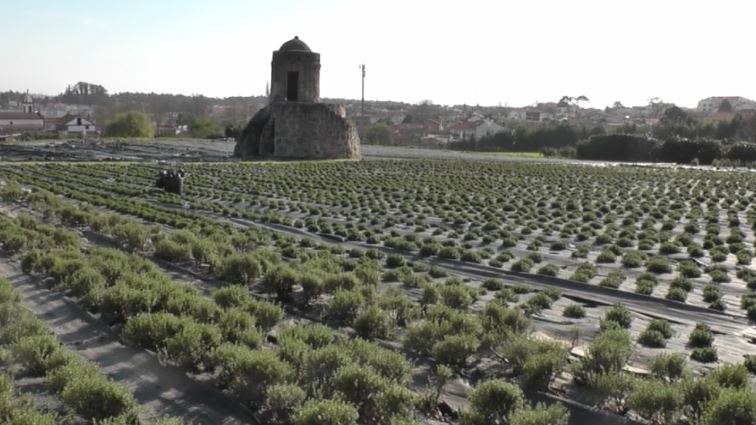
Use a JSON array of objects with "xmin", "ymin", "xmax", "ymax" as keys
[
  {"xmin": 270, "ymin": 36, "xmax": 320, "ymax": 103},
  {"xmin": 21, "ymin": 90, "xmax": 34, "ymax": 114},
  {"xmin": 234, "ymin": 37, "xmax": 361, "ymax": 160}
]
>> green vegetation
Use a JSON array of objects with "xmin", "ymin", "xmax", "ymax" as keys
[
  {"xmin": 189, "ymin": 116, "xmax": 223, "ymax": 139},
  {"xmin": 2, "ymin": 153, "xmax": 756, "ymax": 424},
  {"xmin": 105, "ymin": 111, "xmax": 154, "ymax": 138}
]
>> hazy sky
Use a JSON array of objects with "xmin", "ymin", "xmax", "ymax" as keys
[{"xmin": 3, "ymin": 0, "xmax": 754, "ymax": 108}]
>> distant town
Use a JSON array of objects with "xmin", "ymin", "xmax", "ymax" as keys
[{"xmin": 1, "ymin": 82, "xmax": 754, "ymax": 148}]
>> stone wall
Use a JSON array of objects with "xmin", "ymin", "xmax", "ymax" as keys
[
  {"xmin": 270, "ymin": 51, "xmax": 321, "ymax": 103},
  {"xmin": 269, "ymin": 102, "xmax": 361, "ymax": 159}
]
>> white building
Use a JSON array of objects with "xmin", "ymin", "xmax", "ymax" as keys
[
  {"xmin": 0, "ymin": 112, "xmax": 45, "ymax": 132},
  {"xmin": 0, "ymin": 92, "xmax": 44, "ymax": 132},
  {"xmin": 474, "ymin": 120, "xmax": 507, "ymax": 139},
  {"xmin": 697, "ymin": 96, "xmax": 756, "ymax": 114},
  {"xmin": 54, "ymin": 114, "xmax": 97, "ymax": 135}
]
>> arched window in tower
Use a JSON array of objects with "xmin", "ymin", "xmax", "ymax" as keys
[{"xmin": 287, "ymin": 71, "xmax": 299, "ymax": 101}]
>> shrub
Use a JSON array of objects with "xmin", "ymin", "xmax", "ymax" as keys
[
  {"xmin": 325, "ymin": 290, "xmax": 363, "ymax": 323},
  {"xmin": 438, "ymin": 284, "xmax": 474, "ymax": 310},
  {"xmin": 599, "ymin": 272, "xmax": 625, "ymax": 289},
  {"xmin": 637, "ymin": 329, "xmax": 666, "ymax": 348},
  {"xmin": 576, "ymin": 328, "xmax": 633, "ymax": 379},
  {"xmin": 691, "ymin": 347, "xmax": 718, "ymax": 363},
  {"xmin": 647, "ymin": 319, "xmax": 674, "ymax": 338},
  {"xmin": 263, "ymin": 384, "xmax": 306, "ymax": 425},
  {"xmin": 385, "ymin": 254, "xmax": 406, "ymax": 268},
  {"xmin": 353, "ymin": 306, "xmax": 395, "ymax": 340},
  {"xmin": 708, "ymin": 268, "xmax": 730, "ymax": 283},
  {"xmin": 60, "ymin": 376, "xmax": 136, "ymax": 421},
  {"xmin": 460, "ymin": 379, "xmax": 525, "ymax": 425},
  {"xmin": 744, "ymin": 355, "xmax": 756, "ymax": 375},
  {"xmin": 218, "ymin": 308, "xmax": 256, "ymax": 342},
  {"xmin": 596, "ymin": 250, "xmax": 616, "ymax": 263},
  {"xmin": 211, "ymin": 344, "xmax": 293, "ymax": 402},
  {"xmin": 260, "ymin": 264, "xmax": 299, "ymax": 301},
  {"xmin": 570, "ymin": 262, "xmax": 597, "ymax": 283},
  {"xmin": 678, "ymin": 260, "xmax": 701, "ymax": 278},
  {"xmin": 218, "ymin": 254, "xmax": 265, "ymax": 285},
  {"xmin": 154, "ymin": 239, "xmax": 192, "ymax": 262},
  {"xmin": 482, "ymin": 303, "xmax": 531, "ymax": 337},
  {"xmin": 524, "ymin": 292, "xmax": 553, "ymax": 314},
  {"xmin": 432, "ymin": 334, "xmax": 480, "ymax": 368},
  {"xmin": 246, "ymin": 299, "xmax": 284, "ymax": 330},
  {"xmin": 659, "ymin": 241, "xmax": 680, "ymax": 254},
  {"xmin": 702, "ymin": 285, "xmax": 722, "ymax": 303},
  {"xmin": 699, "ymin": 388, "xmax": 756, "ymax": 425},
  {"xmin": 688, "ymin": 323, "xmax": 714, "ymax": 348},
  {"xmin": 164, "ymin": 321, "xmax": 223, "ymax": 371},
  {"xmin": 536, "ymin": 263, "xmax": 559, "ymax": 276},
  {"xmin": 293, "ymin": 399, "xmax": 358, "ymax": 425},
  {"xmin": 482, "ymin": 278, "xmax": 505, "ymax": 291},
  {"xmin": 646, "ymin": 256, "xmax": 672, "ymax": 274},
  {"xmin": 709, "ymin": 363, "xmax": 749, "ymax": 389},
  {"xmin": 509, "ymin": 403, "xmax": 569, "ymax": 425},
  {"xmin": 511, "ymin": 258, "xmax": 534, "ymax": 273},
  {"xmin": 438, "ymin": 246, "xmax": 460, "ymax": 260},
  {"xmin": 666, "ymin": 287, "xmax": 688, "ymax": 302},
  {"xmin": 300, "ymin": 345, "xmax": 352, "ymax": 389},
  {"xmin": 299, "ymin": 274, "xmax": 325, "ymax": 304},
  {"xmin": 331, "ymin": 364, "xmax": 390, "ymax": 416},
  {"xmin": 604, "ymin": 304, "xmax": 632, "ymax": 329},
  {"xmin": 669, "ymin": 275, "xmax": 693, "ymax": 292},
  {"xmin": 563, "ymin": 304, "xmax": 586, "ymax": 319},
  {"xmin": 649, "ymin": 353, "xmax": 687, "ymax": 381},
  {"xmin": 626, "ymin": 379, "xmax": 683, "ymax": 424},
  {"xmin": 521, "ymin": 345, "xmax": 569, "ymax": 390},
  {"xmin": 635, "ymin": 279, "xmax": 654, "ymax": 295},
  {"xmin": 211, "ymin": 285, "xmax": 252, "ymax": 308},
  {"xmin": 343, "ymin": 338, "xmax": 411, "ymax": 383},
  {"xmin": 461, "ymin": 250, "xmax": 481, "ymax": 263},
  {"xmin": 123, "ymin": 313, "xmax": 186, "ymax": 350},
  {"xmin": 621, "ymin": 251, "xmax": 646, "ymax": 268}
]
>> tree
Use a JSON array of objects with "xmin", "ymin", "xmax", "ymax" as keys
[
  {"xmin": 718, "ymin": 99, "xmax": 734, "ymax": 113},
  {"xmin": 557, "ymin": 96, "xmax": 573, "ymax": 107},
  {"xmin": 365, "ymin": 123, "xmax": 394, "ymax": 145},
  {"xmin": 105, "ymin": 111, "xmax": 154, "ymax": 138},
  {"xmin": 190, "ymin": 116, "xmax": 223, "ymax": 139}
]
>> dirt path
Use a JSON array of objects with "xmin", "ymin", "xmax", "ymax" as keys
[{"xmin": 0, "ymin": 260, "xmax": 256, "ymax": 425}]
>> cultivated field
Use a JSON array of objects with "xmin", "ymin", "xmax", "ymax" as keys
[{"xmin": 0, "ymin": 142, "xmax": 754, "ymax": 425}]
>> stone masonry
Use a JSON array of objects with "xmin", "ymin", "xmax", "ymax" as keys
[{"xmin": 234, "ymin": 36, "xmax": 361, "ymax": 160}]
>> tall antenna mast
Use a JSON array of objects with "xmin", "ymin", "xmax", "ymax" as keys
[{"xmin": 360, "ymin": 64, "xmax": 366, "ymax": 116}]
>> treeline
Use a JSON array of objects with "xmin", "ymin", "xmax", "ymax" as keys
[
  {"xmin": 576, "ymin": 135, "xmax": 756, "ymax": 164},
  {"xmin": 651, "ymin": 106, "xmax": 756, "ymax": 142},
  {"xmin": 448, "ymin": 123, "xmax": 604, "ymax": 152},
  {"xmin": 450, "ymin": 105, "xmax": 756, "ymax": 165}
]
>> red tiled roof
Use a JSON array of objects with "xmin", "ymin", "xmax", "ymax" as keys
[
  {"xmin": 448, "ymin": 121, "xmax": 477, "ymax": 130},
  {"xmin": 0, "ymin": 112, "xmax": 42, "ymax": 120},
  {"xmin": 46, "ymin": 113, "xmax": 76, "ymax": 125}
]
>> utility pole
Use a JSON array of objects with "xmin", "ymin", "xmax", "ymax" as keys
[{"xmin": 360, "ymin": 64, "xmax": 366, "ymax": 116}]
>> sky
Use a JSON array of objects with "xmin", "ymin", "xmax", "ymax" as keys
[{"xmin": 2, "ymin": 0, "xmax": 755, "ymax": 109}]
